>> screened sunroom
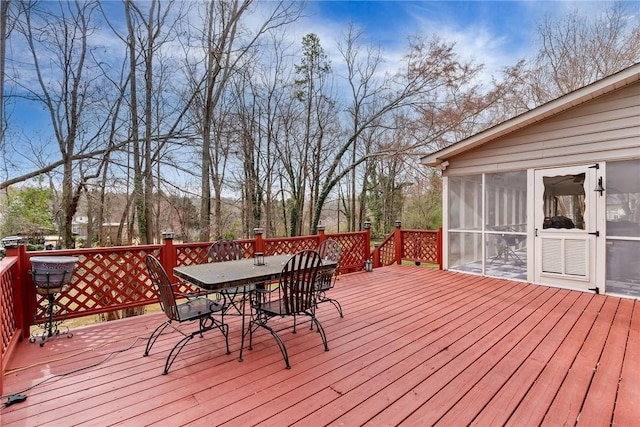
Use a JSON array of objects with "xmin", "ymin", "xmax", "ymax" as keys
[
  {"xmin": 447, "ymin": 171, "xmax": 527, "ymax": 281},
  {"xmin": 422, "ymin": 63, "xmax": 640, "ymax": 298}
]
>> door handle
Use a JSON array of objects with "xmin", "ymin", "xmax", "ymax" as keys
[{"xmin": 588, "ymin": 231, "xmax": 600, "ymax": 237}]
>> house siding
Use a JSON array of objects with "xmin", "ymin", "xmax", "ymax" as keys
[{"xmin": 444, "ymin": 82, "xmax": 640, "ymax": 176}]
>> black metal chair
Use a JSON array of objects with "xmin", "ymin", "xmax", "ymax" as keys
[
  {"xmin": 315, "ymin": 239, "xmax": 343, "ymax": 318},
  {"xmin": 240, "ymin": 250, "xmax": 328, "ymax": 369},
  {"xmin": 208, "ymin": 240, "xmax": 255, "ymax": 315},
  {"xmin": 143, "ymin": 255, "xmax": 229, "ymax": 375},
  {"xmin": 489, "ymin": 230, "xmax": 525, "ymax": 265}
]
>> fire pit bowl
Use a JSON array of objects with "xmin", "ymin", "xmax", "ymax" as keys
[{"xmin": 30, "ymin": 256, "xmax": 79, "ymax": 292}]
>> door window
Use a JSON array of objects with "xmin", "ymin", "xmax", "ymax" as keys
[{"xmin": 542, "ymin": 173, "xmax": 585, "ymax": 230}]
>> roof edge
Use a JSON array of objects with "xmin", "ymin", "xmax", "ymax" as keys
[{"xmin": 421, "ymin": 62, "xmax": 640, "ymax": 167}]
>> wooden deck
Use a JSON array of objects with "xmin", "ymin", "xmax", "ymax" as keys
[{"xmin": 2, "ymin": 266, "xmax": 638, "ymax": 426}]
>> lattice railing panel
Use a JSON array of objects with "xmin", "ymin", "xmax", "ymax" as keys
[
  {"xmin": 328, "ymin": 232, "xmax": 366, "ymax": 273},
  {"xmin": 176, "ymin": 240, "xmax": 256, "ymax": 266},
  {"xmin": 378, "ymin": 233, "xmax": 396, "ymax": 267},
  {"xmin": 30, "ymin": 247, "xmax": 160, "ymax": 322},
  {"xmin": 238, "ymin": 240, "xmax": 256, "ymax": 258},
  {"xmin": 176, "ymin": 244, "xmax": 210, "ymax": 266},
  {"xmin": 402, "ymin": 230, "xmax": 439, "ymax": 264},
  {"xmin": 1, "ymin": 258, "xmax": 18, "ymax": 357},
  {"xmin": 265, "ymin": 237, "xmax": 319, "ymax": 256},
  {"xmin": 13, "ymin": 229, "xmax": 386, "ymax": 326}
]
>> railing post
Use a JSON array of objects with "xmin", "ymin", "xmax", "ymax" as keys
[
  {"xmin": 18, "ymin": 244, "xmax": 30, "ymax": 339},
  {"xmin": 0, "ymin": 238, "xmax": 26, "ymax": 395},
  {"xmin": 161, "ymin": 231, "xmax": 177, "ymax": 282},
  {"xmin": 254, "ymin": 228, "xmax": 265, "ymax": 256},
  {"xmin": 394, "ymin": 220, "xmax": 402, "ymax": 265},
  {"xmin": 373, "ymin": 243, "xmax": 381, "ymax": 268},
  {"xmin": 317, "ymin": 225, "xmax": 326, "ymax": 247},
  {"xmin": 437, "ymin": 227, "xmax": 444, "ymax": 270},
  {"xmin": 363, "ymin": 221, "xmax": 372, "ymax": 269},
  {"xmin": 5, "ymin": 241, "xmax": 30, "ymax": 340}
]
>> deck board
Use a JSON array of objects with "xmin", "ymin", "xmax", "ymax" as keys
[
  {"xmin": 579, "ymin": 298, "xmax": 635, "ymax": 425},
  {"xmin": 470, "ymin": 291, "xmax": 593, "ymax": 426},
  {"xmin": 543, "ymin": 296, "xmax": 620, "ymax": 426},
  {"xmin": 1, "ymin": 265, "xmax": 637, "ymax": 426},
  {"xmin": 504, "ymin": 293, "xmax": 606, "ymax": 426},
  {"xmin": 431, "ymin": 289, "xmax": 581, "ymax": 426},
  {"xmin": 613, "ymin": 301, "xmax": 640, "ymax": 426},
  {"xmin": 348, "ymin": 285, "xmax": 547, "ymax": 426}
]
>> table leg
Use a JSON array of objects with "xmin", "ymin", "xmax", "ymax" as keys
[{"xmin": 239, "ymin": 285, "xmax": 248, "ymax": 362}]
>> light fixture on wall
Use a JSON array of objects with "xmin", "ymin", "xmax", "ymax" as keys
[
  {"xmin": 594, "ymin": 176, "xmax": 605, "ymax": 196},
  {"xmin": 588, "ymin": 163, "xmax": 604, "ymax": 196}
]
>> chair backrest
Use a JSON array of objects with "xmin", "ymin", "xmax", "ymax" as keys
[
  {"xmin": 317, "ymin": 239, "xmax": 342, "ymax": 264},
  {"xmin": 145, "ymin": 255, "xmax": 179, "ymax": 321},
  {"xmin": 279, "ymin": 250, "xmax": 322, "ymax": 314},
  {"xmin": 316, "ymin": 239, "xmax": 341, "ymax": 289},
  {"xmin": 208, "ymin": 240, "xmax": 242, "ymax": 263}
]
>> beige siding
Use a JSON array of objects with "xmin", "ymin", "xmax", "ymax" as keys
[{"xmin": 445, "ymin": 83, "xmax": 640, "ymax": 176}]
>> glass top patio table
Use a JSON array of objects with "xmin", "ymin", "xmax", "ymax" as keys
[
  {"xmin": 174, "ymin": 254, "xmax": 337, "ymax": 291},
  {"xmin": 174, "ymin": 254, "xmax": 294, "ymax": 291},
  {"xmin": 173, "ymin": 253, "xmax": 336, "ymax": 361}
]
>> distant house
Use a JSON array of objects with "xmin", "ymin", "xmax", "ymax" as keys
[
  {"xmin": 421, "ymin": 63, "xmax": 640, "ymax": 298},
  {"xmin": 101, "ymin": 222, "xmax": 129, "ymax": 246}
]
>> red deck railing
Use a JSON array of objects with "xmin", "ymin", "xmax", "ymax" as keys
[
  {"xmin": 0, "ymin": 255, "xmax": 20, "ymax": 395},
  {"xmin": 0, "ymin": 223, "xmax": 441, "ymax": 394},
  {"xmin": 372, "ymin": 222, "xmax": 442, "ymax": 268}
]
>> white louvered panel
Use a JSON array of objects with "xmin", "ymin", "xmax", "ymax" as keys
[
  {"xmin": 565, "ymin": 239, "xmax": 587, "ymax": 277},
  {"xmin": 542, "ymin": 238, "xmax": 562, "ymax": 274}
]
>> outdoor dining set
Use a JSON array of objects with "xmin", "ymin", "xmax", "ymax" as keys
[{"xmin": 143, "ymin": 239, "xmax": 343, "ymax": 375}]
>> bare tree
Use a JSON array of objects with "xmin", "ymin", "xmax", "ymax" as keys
[
  {"xmin": 256, "ymin": 31, "xmax": 298, "ymax": 237},
  {"xmin": 311, "ymin": 34, "xmax": 506, "ymax": 233},
  {"xmin": 285, "ymin": 33, "xmax": 333, "ymax": 236},
  {"xmin": 0, "ymin": 0, "xmax": 10, "ymax": 150},
  {"xmin": 101, "ymin": 0, "xmax": 198, "ymax": 244},
  {"xmin": 503, "ymin": 1, "xmax": 640, "ymax": 110},
  {"xmin": 11, "ymin": 1, "xmax": 115, "ymax": 247},
  {"xmin": 183, "ymin": 0, "xmax": 302, "ymax": 242},
  {"xmin": 230, "ymin": 64, "xmax": 262, "ymax": 237},
  {"xmin": 337, "ymin": 24, "xmax": 385, "ymax": 231},
  {"xmin": 124, "ymin": 0, "xmax": 163, "ymax": 244}
]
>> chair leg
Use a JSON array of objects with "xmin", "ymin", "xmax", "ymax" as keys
[
  {"xmin": 309, "ymin": 313, "xmax": 329, "ymax": 351},
  {"xmin": 162, "ymin": 317, "xmax": 229, "ymax": 375},
  {"xmin": 199, "ymin": 315, "xmax": 230, "ymax": 354},
  {"xmin": 269, "ymin": 327, "xmax": 291, "ymax": 369},
  {"xmin": 163, "ymin": 333, "xmax": 194, "ymax": 375},
  {"xmin": 506, "ymin": 246, "xmax": 524, "ymax": 265},
  {"xmin": 326, "ymin": 298, "xmax": 343, "ymax": 318},
  {"xmin": 247, "ymin": 319, "xmax": 291, "ymax": 369},
  {"xmin": 218, "ymin": 322, "xmax": 230, "ymax": 354},
  {"xmin": 143, "ymin": 320, "xmax": 171, "ymax": 357},
  {"xmin": 316, "ymin": 296, "xmax": 343, "ymax": 318}
]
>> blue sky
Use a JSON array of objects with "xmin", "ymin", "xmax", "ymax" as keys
[{"xmin": 293, "ymin": 1, "xmax": 615, "ymax": 79}]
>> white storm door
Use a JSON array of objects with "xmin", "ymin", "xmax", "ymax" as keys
[{"xmin": 534, "ymin": 165, "xmax": 599, "ymax": 291}]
